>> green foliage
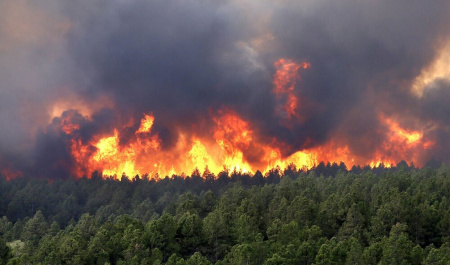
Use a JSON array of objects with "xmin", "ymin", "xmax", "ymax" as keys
[
  {"xmin": 0, "ymin": 238, "xmax": 12, "ymax": 265},
  {"xmin": 21, "ymin": 211, "xmax": 48, "ymax": 253},
  {"xmin": 0, "ymin": 164, "xmax": 450, "ymax": 264},
  {"xmin": 186, "ymin": 252, "xmax": 211, "ymax": 265}
]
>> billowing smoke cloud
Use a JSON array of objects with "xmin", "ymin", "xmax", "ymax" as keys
[{"xmin": 1, "ymin": 0, "xmax": 450, "ymax": 179}]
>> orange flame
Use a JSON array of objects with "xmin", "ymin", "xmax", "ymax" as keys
[
  {"xmin": 0, "ymin": 57, "xmax": 439, "ymax": 181},
  {"xmin": 137, "ymin": 114, "xmax": 155, "ymax": 133},
  {"xmin": 212, "ymin": 110, "xmax": 253, "ymax": 173},
  {"xmin": 369, "ymin": 114, "xmax": 433, "ymax": 167},
  {"xmin": 1, "ymin": 167, "xmax": 23, "ymax": 181},
  {"xmin": 56, "ymin": 59, "xmax": 435, "ymax": 180},
  {"xmin": 273, "ymin": 58, "xmax": 310, "ymax": 120},
  {"xmin": 60, "ymin": 115, "xmax": 80, "ymax": 135},
  {"xmin": 64, "ymin": 110, "xmax": 434, "ymax": 179},
  {"xmin": 382, "ymin": 116, "xmax": 422, "ymax": 144},
  {"xmin": 68, "ymin": 110, "xmax": 256, "ymax": 178}
]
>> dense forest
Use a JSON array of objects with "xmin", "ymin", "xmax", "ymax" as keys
[{"xmin": 1, "ymin": 161, "xmax": 450, "ymax": 264}]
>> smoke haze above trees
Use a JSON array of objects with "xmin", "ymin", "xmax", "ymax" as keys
[{"xmin": 1, "ymin": 0, "xmax": 450, "ymax": 178}]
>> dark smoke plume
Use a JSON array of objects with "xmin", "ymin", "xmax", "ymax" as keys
[{"xmin": 1, "ymin": 0, "xmax": 450, "ymax": 178}]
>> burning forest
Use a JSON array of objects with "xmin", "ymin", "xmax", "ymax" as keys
[{"xmin": 1, "ymin": 0, "xmax": 450, "ymax": 180}]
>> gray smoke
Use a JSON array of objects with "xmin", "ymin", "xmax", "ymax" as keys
[{"xmin": 1, "ymin": 0, "xmax": 450, "ymax": 178}]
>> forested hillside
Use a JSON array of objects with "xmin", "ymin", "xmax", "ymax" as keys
[{"xmin": 1, "ymin": 162, "xmax": 450, "ymax": 264}]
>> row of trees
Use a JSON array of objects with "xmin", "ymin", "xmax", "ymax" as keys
[
  {"xmin": 0, "ymin": 161, "xmax": 408, "ymax": 226},
  {"xmin": 0, "ymin": 162, "xmax": 449, "ymax": 264}
]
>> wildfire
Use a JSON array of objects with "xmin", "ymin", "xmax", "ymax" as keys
[
  {"xmin": 188, "ymin": 139, "xmax": 218, "ymax": 172},
  {"xmin": 1, "ymin": 167, "xmax": 23, "ymax": 181},
  {"xmin": 90, "ymin": 130, "xmax": 143, "ymax": 177},
  {"xmin": 7, "ymin": 109, "xmax": 435, "ymax": 180},
  {"xmin": 64, "ymin": 110, "xmax": 256, "ymax": 179},
  {"xmin": 137, "ymin": 114, "xmax": 155, "ymax": 133},
  {"xmin": 273, "ymin": 58, "xmax": 310, "ymax": 120},
  {"xmin": 59, "ymin": 60, "xmax": 434, "ymax": 179},
  {"xmin": 383, "ymin": 117, "xmax": 422, "ymax": 144},
  {"xmin": 1, "ymin": 58, "xmax": 436, "ymax": 181},
  {"xmin": 212, "ymin": 110, "xmax": 254, "ymax": 173},
  {"xmin": 60, "ymin": 115, "xmax": 80, "ymax": 135},
  {"xmin": 84, "ymin": 121, "xmax": 162, "ymax": 178},
  {"xmin": 365, "ymin": 114, "xmax": 433, "ymax": 167}
]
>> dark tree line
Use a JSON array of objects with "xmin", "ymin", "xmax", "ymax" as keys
[{"xmin": 0, "ymin": 161, "xmax": 449, "ymax": 264}]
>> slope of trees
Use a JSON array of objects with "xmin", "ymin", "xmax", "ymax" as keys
[{"xmin": 0, "ymin": 162, "xmax": 450, "ymax": 264}]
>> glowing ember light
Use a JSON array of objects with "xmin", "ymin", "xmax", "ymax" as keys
[
  {"xmin": 64, "ymin": 109, "xmax": 433, "ymax": 179},
  {"xmin": 49, "ymin": 93, "xmax": 114, "ymax": 122},
  {"xmin": 61, "ymin": 117, "xmax": 80, "ymax": 135},
  {"xmin": 363, "ymin": 114, "xmax": 435, "ymax": 167},
  {"xmin": 369, "ymin": 161, "xmax": 393, "ymax": 168},
  {"xmin": 213, "ymin": 110, "xmax": 252, "ymax": 149},
  {"xmin": 272, "ymin": 58, "xmax": 310, "ymax": 120},
  {"xmin": 188, "ymin": 139, "xmax": 218, "ymax": 173},
  {"xmin": 263, "ymin": 143, "xmax": 354, "ymax": 173},
  {"xmin": 212, "ymin": 110, "xmax": 254, "ymax": 173},
  {"xmin": 55, "ymin": 59, "xmax": 437, "ymax": 180},
  {"xmin": 137, "ymin": 114, "xmax": 155, "ymax": 133},
  {"xmin": 93, "ymin": 130, "xmax": 119, "ymax": 160},
  {"xmin": 412, "ymin": 40, "xmax": 450, "ymax": 97},
  {"xmin": 90, "ymin": 130, "xmax": 140, "ymax": 178},
  {"xmin": 381, "ymin": 115, "xmax": 423, "ymax": 144},
  {"xmin": 1, "ymin": 168, "xmax": 23, "ymax": 181}
]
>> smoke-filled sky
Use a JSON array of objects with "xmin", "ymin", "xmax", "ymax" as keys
[{"xmin": 1, "ymin": 0, "xmax": 450, "ymax": 179}]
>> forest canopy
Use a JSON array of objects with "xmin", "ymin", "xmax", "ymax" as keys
[{"xmin": 0, "ymin": 162, "xmax": 450, "ymax": 264}]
